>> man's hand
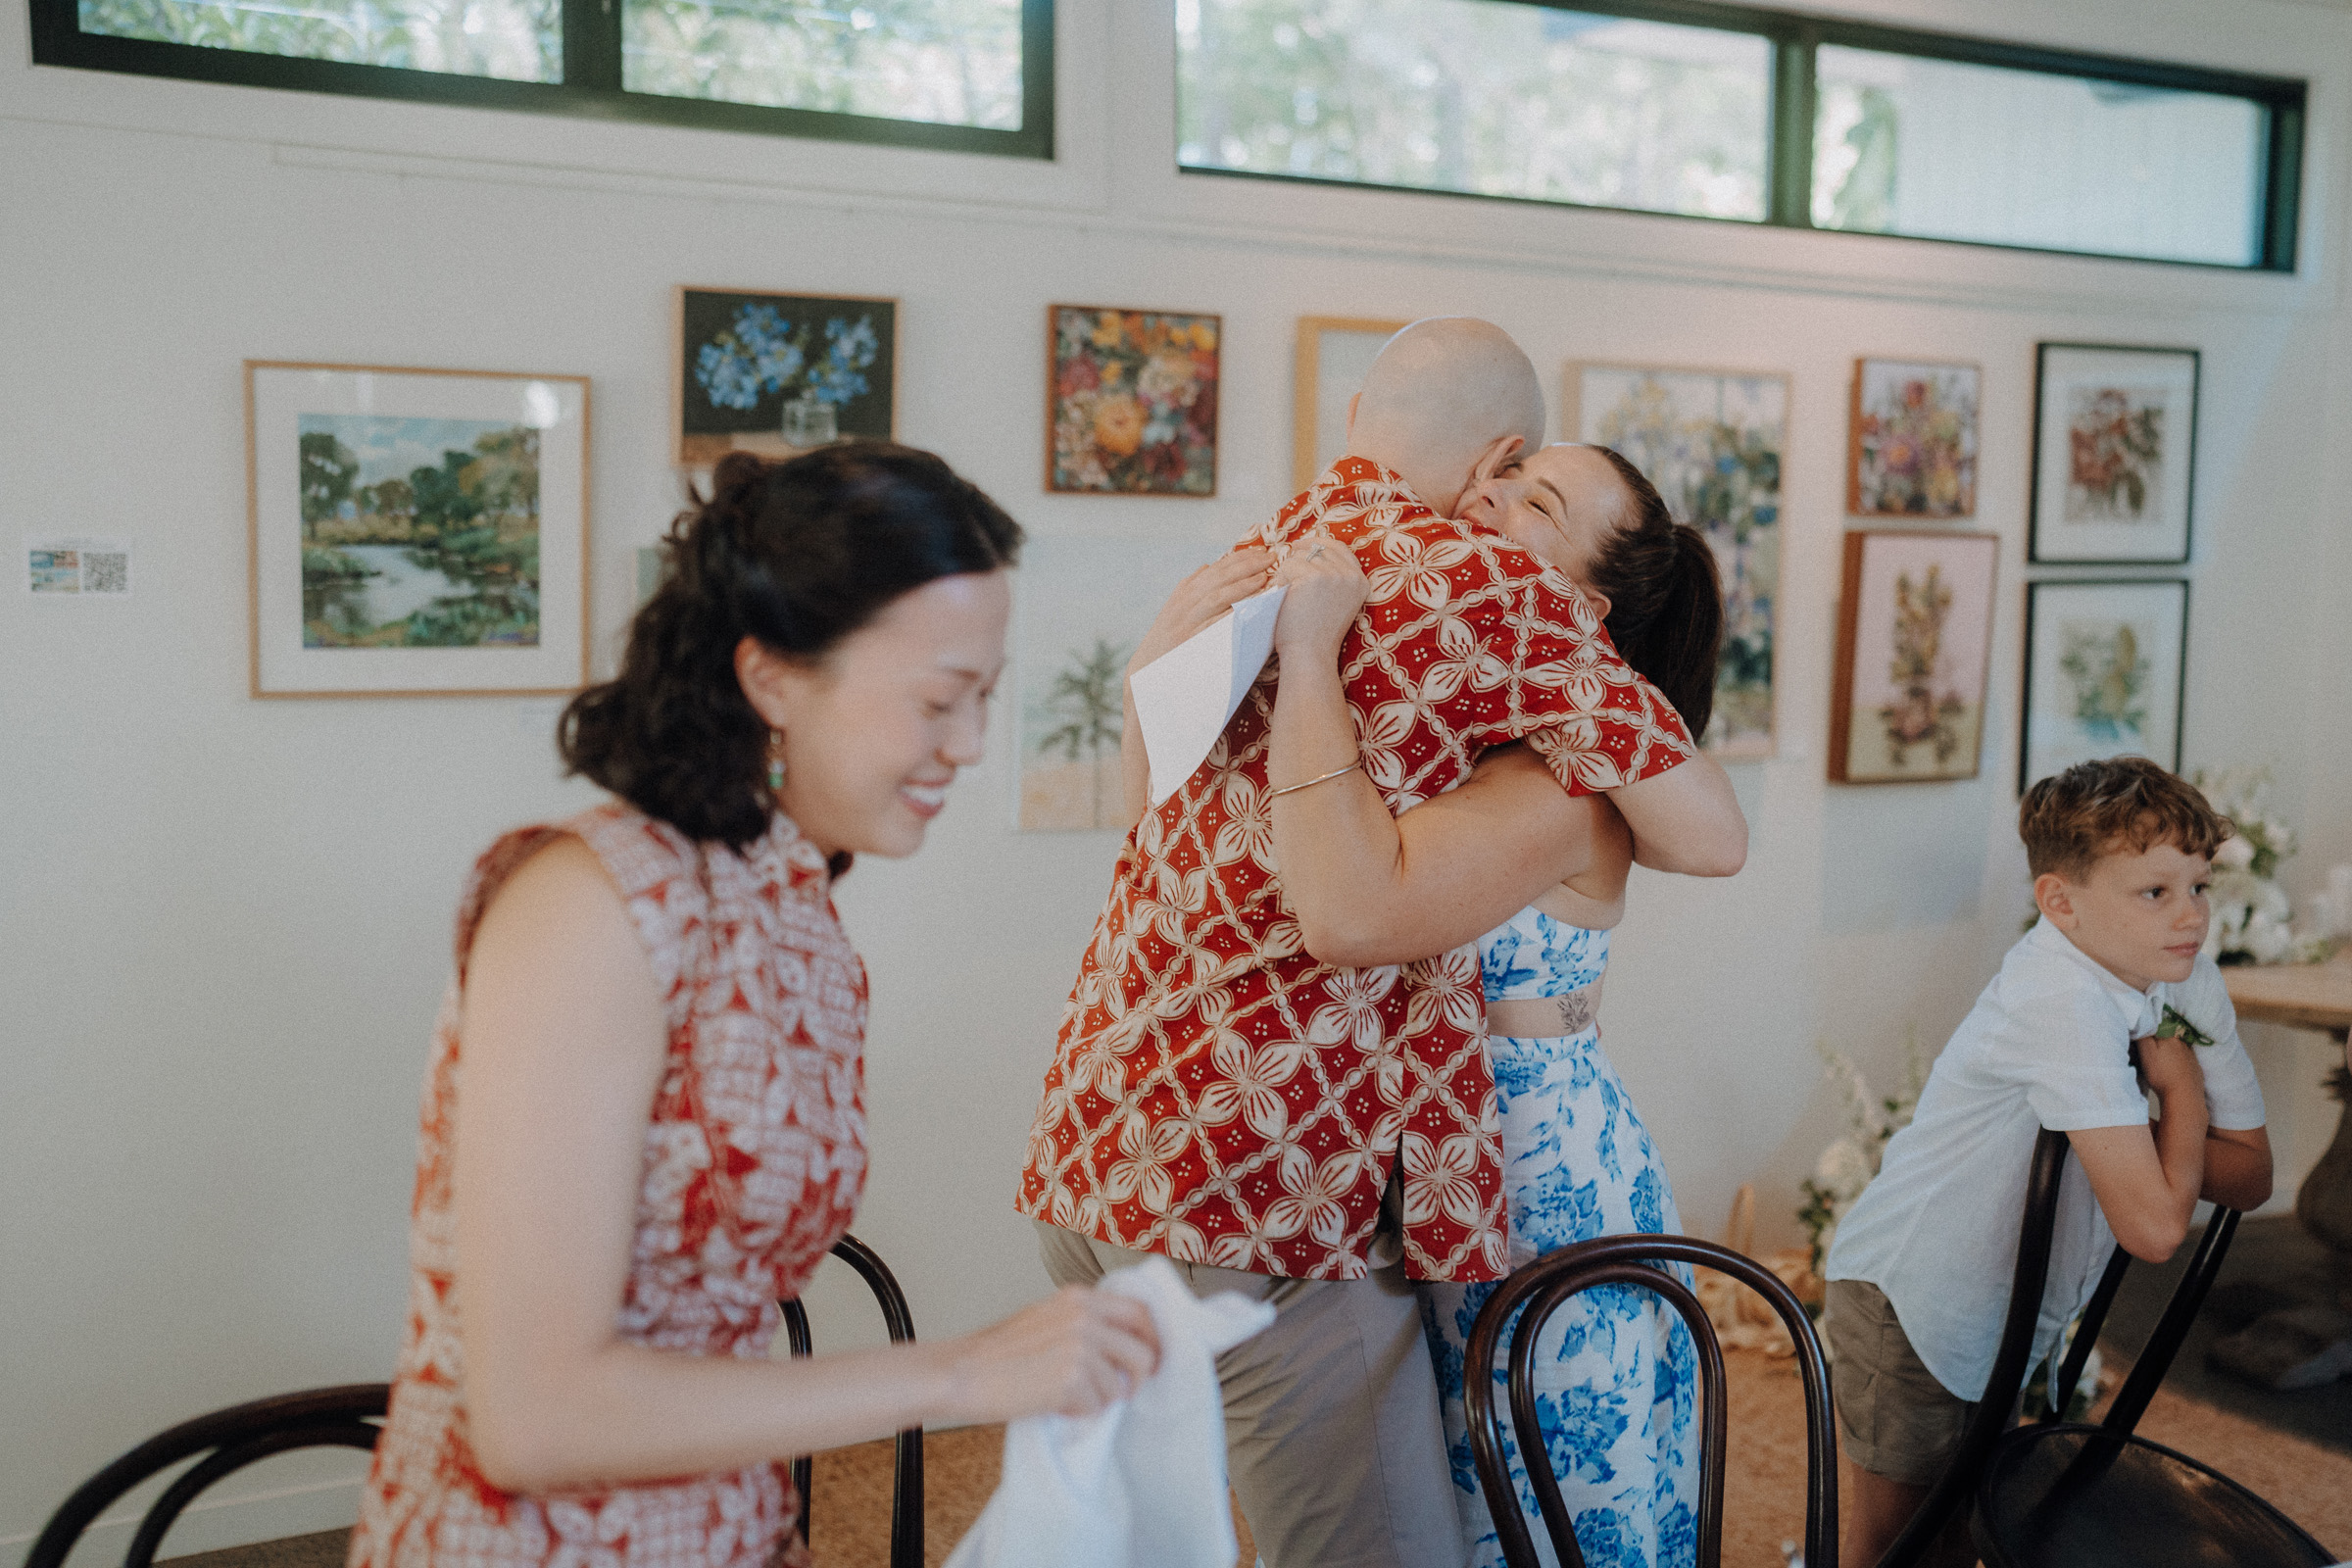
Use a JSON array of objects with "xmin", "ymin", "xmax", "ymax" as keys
[{"xmin": 1128, "ymin": 549, "xmax": 1273, "ymax": 677}]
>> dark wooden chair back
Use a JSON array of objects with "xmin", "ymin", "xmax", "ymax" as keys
[
  {"xmin": 1462, "ymin": 1234, "xmax": 1838, "ymax": 1568},
  {"xmin": 24, "ymin": 1384, "xmax": 389, "ymax": 1568},
  {"xmin": 779, "ymin": 1232, "xmax": 923, "ymax": 1568},
  {"xmin": 1878, "ymin": 1127, "xmax": 2262, "ymax": 1568}
]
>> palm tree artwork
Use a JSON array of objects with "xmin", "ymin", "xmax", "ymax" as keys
[{"xmin": 1032, "ymin": 638, "xmax": 1129, "ymax": 830}]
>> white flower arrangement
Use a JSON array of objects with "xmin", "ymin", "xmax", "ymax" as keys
[
  {"xmin": 1795, "ymin": 1034, "xmax": 1932, "ymax": 1281},
  {"xmin": 2191, "ymin": 764, "xmax": 2333, "ymax": 966}
]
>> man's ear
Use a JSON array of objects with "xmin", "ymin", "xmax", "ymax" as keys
[
  {"xmin": 2034, "ymin": 871, "xmax": 2080, "ymax": 930},
  {"xmin": 1468, "ymin": 434, "xmax": 1525, "ymax": 486}
]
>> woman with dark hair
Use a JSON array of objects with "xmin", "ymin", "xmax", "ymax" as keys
[
  {"xmin": 1250, "ymin": 442, "xmax": 1732, "ymax": 1568},
  {"xmin": 349, "ymin": 445, "xmax": 1157, "ymax": 1568}
]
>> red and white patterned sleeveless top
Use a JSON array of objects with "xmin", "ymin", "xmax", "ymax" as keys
[{"xmin": 350, "ymin": 804, "xmax": 867, "ymax": 1568}]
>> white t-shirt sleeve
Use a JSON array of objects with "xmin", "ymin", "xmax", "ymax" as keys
[
  {"xmin": 2171, "ymin": 958, "xmax": 2268, "ymax": 1131},
  {"xmin": 2017, "ymin": 986, "xmax": 2151, "ymax": 1132}
]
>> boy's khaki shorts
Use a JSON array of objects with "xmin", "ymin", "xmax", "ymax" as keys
[{"xmin": 1823, "ymin": 1278, "xmax": 1979, "ymax": 1487}]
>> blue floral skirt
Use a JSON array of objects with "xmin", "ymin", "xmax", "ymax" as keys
[{"xmin": 1420, "ymin": 1028, "xmax": 1700, "ymax": 1568}]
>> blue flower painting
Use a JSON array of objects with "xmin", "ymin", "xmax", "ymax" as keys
[{"xmin": 677, "ymin": 289, "xmax": 895, "ymax": 466}]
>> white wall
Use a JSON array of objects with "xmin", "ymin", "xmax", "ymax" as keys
[{"xmin": 6, "ymin": 0, "xmax": 2351, "ymax": 1561}]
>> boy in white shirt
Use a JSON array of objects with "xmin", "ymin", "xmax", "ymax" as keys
[{"xmin": 1824, "ymin": 756, "xmax": 2274, "ymax": 1567}]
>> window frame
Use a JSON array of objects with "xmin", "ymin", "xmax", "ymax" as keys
[
  {"xmin": 27, "ymin": 0, "xmax": 1054, "ymax": 160},
  {"xmin": 1176, "ymin": 0, "xmax": 2306, "ymax": 272}
]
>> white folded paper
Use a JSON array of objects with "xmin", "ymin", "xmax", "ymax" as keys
[{"xmin": 1129, "ymin": 584, "xmax": 1287, "ymax": 808}]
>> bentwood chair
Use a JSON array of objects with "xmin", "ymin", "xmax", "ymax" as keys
[
  {"xmin": 1875, "ymin": 1128, "xmax": 2328, "ymax": 1568},
  {"xmin": 1464, "ymin": 1234, "xmax": 1839, "ymax": 1568},
  {"xmin": 26, "ymin": 1384, "xmax": 390, "ymax": 1568},
  {"xmin": 780, "ymin": 1232, "xmax": 925, "ymax": 1568}
]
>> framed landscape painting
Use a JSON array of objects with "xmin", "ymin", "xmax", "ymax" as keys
[
  {"xmin": 1849, "ymin": 358, "xmax": 1979, "ymax": 517},
  {"xmin": 2020, "ymin": 578, "xmax": 2188, "ymax": 793},
  {"xmin": 2030, "ymin": 343, "xmax": 2198, "ymax": 564},
  {"xmin": 1014, "ymin": 532, "xmax": 1219, "ymax": 830},
  {"xmin": 248, "ymin": 362, "xmax": 590, "ymax": 698},
  {"xmin": 1829, "ymin": 530, "xmax": 1998, "ymax": 783},
  {"xmin": 1567, "ymin": 362, "xmax": 1788, "ymax": 757},
  {"xmin": 1293, "ymin": 316, "xmax": 1407, "ymax": 491},
  {"xmin": 674, "ymin": 287, "xmax": 897, "ymax": 467},
  {"xmin": 1048, "ymin": 305, "xmax": 1220, "ymax": 495}
]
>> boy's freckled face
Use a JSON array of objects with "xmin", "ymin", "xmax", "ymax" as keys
[{"xmin": 2043, "ymin": 840, "xmax": 2214, "ymax": 993}]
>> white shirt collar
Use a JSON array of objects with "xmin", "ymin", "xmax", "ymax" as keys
[{"xmin": 2024, "ymin": 917, "xmax": 2164, "ymax": 1037}]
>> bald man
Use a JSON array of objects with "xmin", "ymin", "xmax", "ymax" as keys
[{"xmin": 1019, "ymin": 319, "xmax": 1732, "ymax": 1567}]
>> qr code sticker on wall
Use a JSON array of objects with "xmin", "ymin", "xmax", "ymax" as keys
[{"xmin": 26, "ymin": 538, "xmax": 131, "ymax": 595}]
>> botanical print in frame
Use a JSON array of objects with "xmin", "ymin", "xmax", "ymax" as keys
[
  {"xmin": 1829, "ymin": 530, "xmax": 1998, "ymax": 783},
  {"xmin": 1048, "ymin": 306, "xmax": 1220, "ymax": 496},
  {"xmin": 2020, "ymin": 578, "xmax": 2188, "ymax": 794},
  {"xmin": 674, "ymin": 287, "xmax": 897, "ymax": 467},
  {"xmin": 247, "ymin": 362, "xmax": 590, "ymax": 698},
  {"xmin": 2030, "ymin": 343, "xmax": 2198, "ymax": 564},
  {"xmin": 1294, "ymin": 316, "xmax": 1407, "ymax": 492},
  {"xmin": 1015, "ymin": 532, "xmax": 1219, "ymax": 830},
  {"xmin": 1567, "ymin": 362, "xmax": 1788, "ymax": 757},
  {"xmin": 1849, "ymin": 358, "xmax": 1980, "ymax": 517}
]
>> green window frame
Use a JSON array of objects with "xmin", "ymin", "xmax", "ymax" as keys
[
  {"xmin": 1179, "ymin": 0, "xmax": 2306, "ymax": 271},
  {"xmin": 28, "ymin": 0, "xmax": 1054, "ymax": 159}
]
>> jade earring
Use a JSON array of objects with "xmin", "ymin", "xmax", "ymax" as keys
[{"xmin": 766, "ymin": 730, "xmax": 787, "ymax": 795}]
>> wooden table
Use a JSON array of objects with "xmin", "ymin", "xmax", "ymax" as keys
[{"xmin": 2210, "ymin": 957, "xmax": 2352, "ymax": 1390}]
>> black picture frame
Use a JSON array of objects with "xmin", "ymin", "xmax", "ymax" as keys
[
  {"xmin": 2028, "ymin": 342, "xmax": 2201, "ymax": 565},
  {"xmin": 2018, "ymin": 577, "xmax": 2189, "ymax": 795}
]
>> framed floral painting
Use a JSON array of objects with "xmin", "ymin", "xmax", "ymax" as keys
[
  {"xmin": 2020, "ymin": 578, "xmax": 2188, "ymax": 793},
  {"xmin": 1848, "ymin": 358, "xmax": 1979, "ymax": 517},
  {"xmin": 674, "ymin": 287, "xmax": 896, "ymax": 467},
  {"xmin": 1829, "ymin": 530, "xmax": 1998, "ymax": 783},
  {"xmin": 1566, "ymin": 362, "xmax": 1787, "ymax": 757},
  {"xmin": 2029, "ymin": 343, "xmax": 2198, "ymax": 564},
  {"xmin": 247, "ymin": 361, "xmax": 590, "ymax": 698},
  {"xmin": 1048, "ymin": 306, "xmax": 1220, "ymax": 495},
  {"xmin": 1293, "ymin": 316, "xmax": 1406, "ymax": 491}
]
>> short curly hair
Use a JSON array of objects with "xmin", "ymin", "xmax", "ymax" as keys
[
  {"xmin": 2019, "ymin": 756, "xmax": 2229, "ymax": 881},
  {"xmin": 560, "ymin": 443, "xmax": 1021, "ymax": 849}
]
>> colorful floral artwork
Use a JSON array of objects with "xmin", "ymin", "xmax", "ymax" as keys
[
  {"xmin": 1571, "ymin": 363, "xmax": 1786, "ymax": 757},
  {"xmin": 2031, "ymin": 344, "xmax": 2198, "ymax": 564},
  {"xmin": 674, "ymin": 288, "xmax": 895, "ymax": 467},
  {"xmin": 1049, "ymin": 306, "xmax": 1220, "ymax": 495},
  {"xmin": 1829, "ymin": 530, "xmax": 1996, "ymax": 784},
  {"xmin": 1849, "ymin": 358, "xmax": 1978, "ymax": 517},
  {"xmin": 2021, "ymin": 578, "xmax": 2187, "ymax": 792}
]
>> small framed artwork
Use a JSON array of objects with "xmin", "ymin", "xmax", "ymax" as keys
[
  {"xmin": 1566, "ymin": 361, "xmax": 1788, "ymax": 758},
  {"xmin": 674, "ymin": 287, "xmax": 897, "ymax": 467},
  {"xmin": 1829, "ymin": 530, "xmax": 1998, "ymax": 783},
  {"xmin": 1293, "ymin": 316, "xmax": 1407, "ymax": 491},
  {"xmin": 2020, "ymin": 578, "xmax": 2189, "ymax": 793},
  {"xmin": 1048, "ymin": 305, "xmax": 1220, "ymax": 496},
  {"xmin": 2029, "ymin": 343, "xmax": 2198, "ymax": 564},
  {"xmin": 247, "ymin": 361, "xmax": 590, "ymax": 699},
  {"xmin": 1849, "ymin": 358, "xmax": 1980, "ymax": 517}
]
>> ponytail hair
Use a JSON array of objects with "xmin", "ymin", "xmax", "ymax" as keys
[
  {"xmin": 1587, "ymin": 447, "xmax": 1724, "ymax": 738},
  {"xmin": 560, "ymin": 443, "xmax": 1022, "ymax": 849}
]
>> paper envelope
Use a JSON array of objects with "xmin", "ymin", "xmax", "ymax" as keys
[{"xmin": 1128, "ymin": 585, "xmax": 1287, "ymax": 808}]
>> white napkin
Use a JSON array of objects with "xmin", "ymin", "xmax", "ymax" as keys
[
  {"xmin": 1128, "ymin": 585, "xmax": 1287, "ymax": 807},
  {"xmin": 942, "ymin": 1257, "xmax": 1277, "ymax": 1568}
]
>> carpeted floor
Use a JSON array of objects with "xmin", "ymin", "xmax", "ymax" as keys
[{"xmin": 164, "ymin": 1316, "xmax": 2350, "ymax": 1568}]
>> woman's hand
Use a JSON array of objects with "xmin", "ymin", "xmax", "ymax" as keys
[
  {"xmin": 945, "ymin": 1284, "xmax": 1162, "ymax": 1422},
  {"xmin": 1268, "ymin": 531, "xmax": 1369, "ymax": 662},
  {"xmin": 1129, "ymin": 549, "xmax": 1274, "ymax": 676}
]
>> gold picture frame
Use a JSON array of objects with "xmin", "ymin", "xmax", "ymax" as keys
[{"xmin": 1292, "ymin": 317, "xmax": 1408, "ymax": 492}]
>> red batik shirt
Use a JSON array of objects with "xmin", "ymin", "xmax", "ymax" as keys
[{"xmin": 1016, "ymin": 459, "xmax": 1696, "ymax": 1284}]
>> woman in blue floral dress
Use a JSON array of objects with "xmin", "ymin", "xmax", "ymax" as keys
[{"xmin": 1254, "ymin": 441, "xmax": 1740, "ymax": 1567}]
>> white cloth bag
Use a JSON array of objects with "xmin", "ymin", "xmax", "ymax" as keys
[{"xmin": 943, "ymin": 1256, "xmax": 1276, "ymax": 1568}]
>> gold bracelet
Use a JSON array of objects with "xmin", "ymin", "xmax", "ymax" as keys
[{"xmin": 1269, "ymin": 760, "xmax": 1362, "ymax": 800}]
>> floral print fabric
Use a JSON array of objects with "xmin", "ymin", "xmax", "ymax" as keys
[
  {"xmin": 1018, "ymin": 459, "xmax": 1696, "ymax": 1286},
  {"xmin": 1424, "ymin": 907, "xmax": 1699, "ymax": 1568},
  {"xmin": 350, "ymin": 806, "xmax": 868, "ymax": 1568}
]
